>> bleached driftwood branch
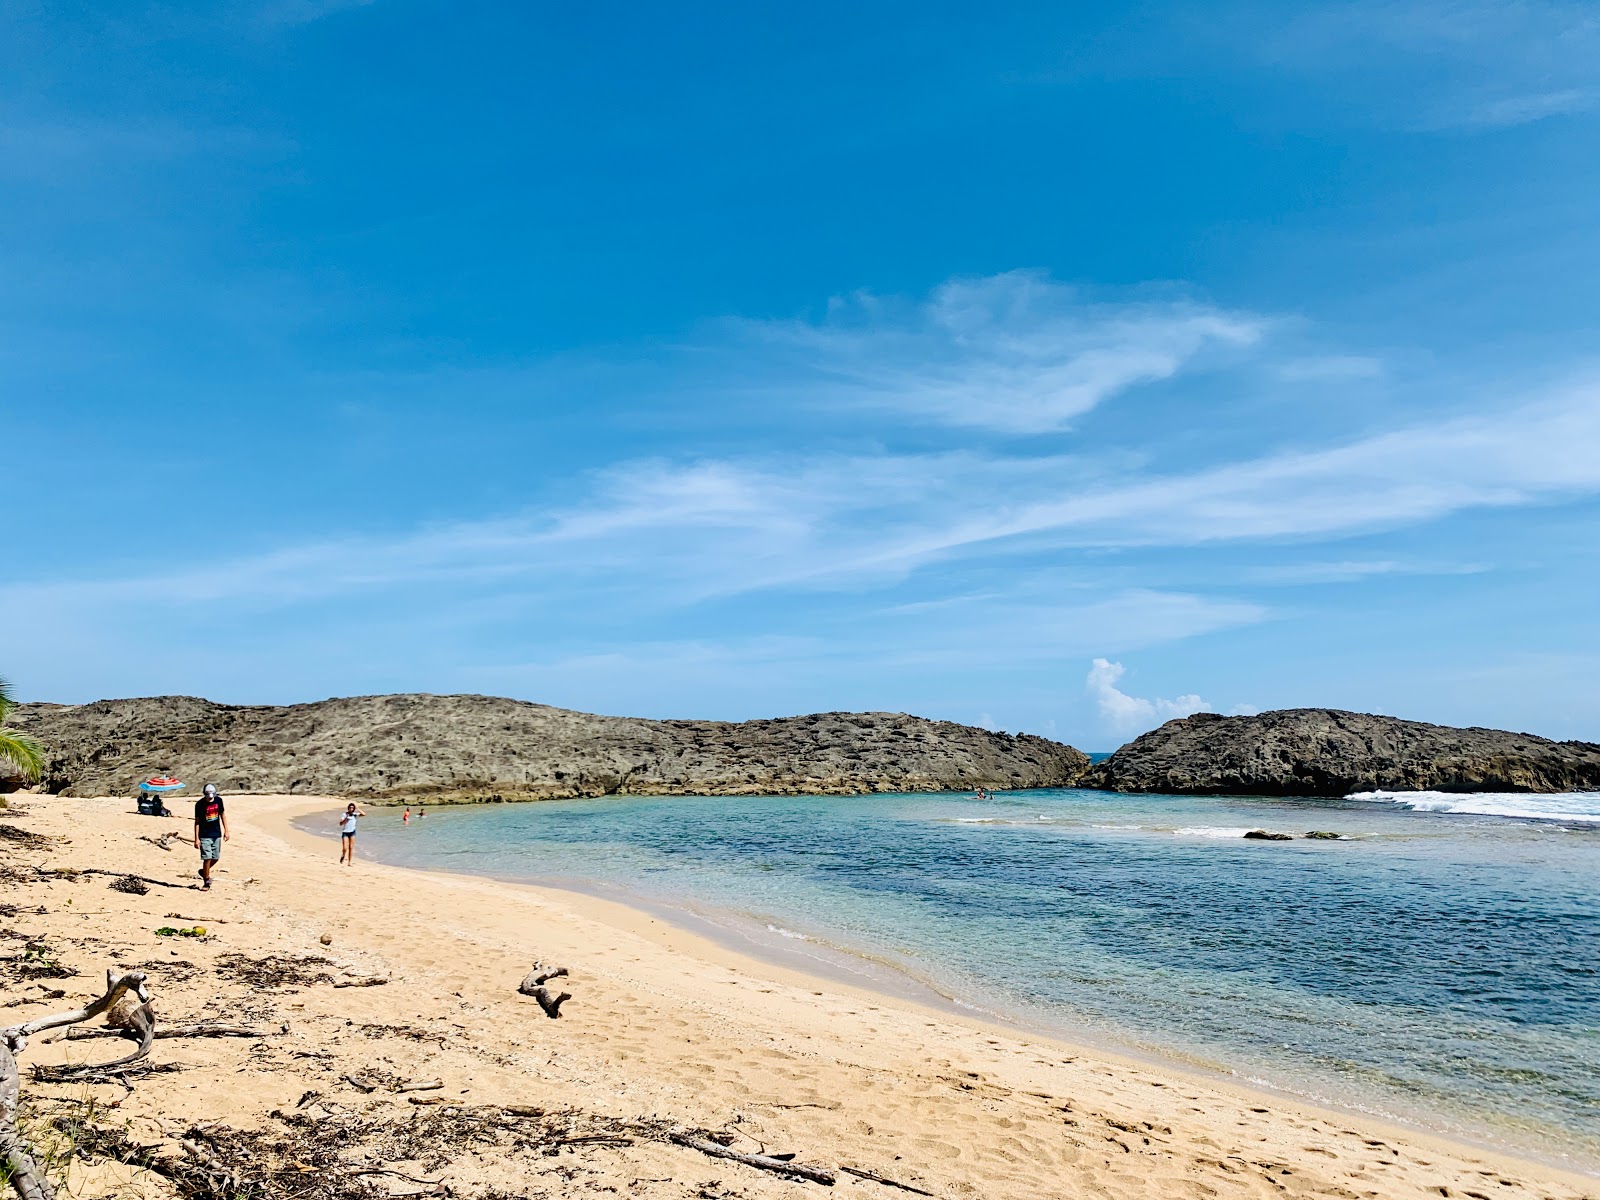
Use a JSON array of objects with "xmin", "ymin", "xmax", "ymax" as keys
[
  {"xmin": 668, "ymin": 1130, "xmax": 836, "ymax": 1186},
  {"xmin": 518, "ymin": 962, "xmax": 571, "ymax": 1018},
  {"xmin": 1, "ymin": 969, "xmax": 152, "ymax": 1200}
]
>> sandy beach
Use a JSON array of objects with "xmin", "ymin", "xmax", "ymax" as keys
[{"xmin": 3, "ymin": 792, "xmax": 1596, "ymax": 1200}]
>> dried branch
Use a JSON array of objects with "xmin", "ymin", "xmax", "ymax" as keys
[
  {"xmin": 517, "ymin": 963, "xmax": 572, "ymax": 1018},
  {"xmin": 840, "ymin": 1165, "xmax": 939, "ymax": 1195},
  {"xmin": 63, "ymin": 1023, "xmax": 266, "ymax": 1042},
  {"xmin": 668, "ymin": 1130, "xmax": 836, "ymax": 1186},
  {"xmin": 1, "ymin": 969, "xmax": 154, "ymax": 1199},
  {"xmin": 332, "ymin": 974, "xmax": 389, "ymax": 989},
  {"xmin": 34, "ymin": 867, "xmax": 185, "ymax": 890}
]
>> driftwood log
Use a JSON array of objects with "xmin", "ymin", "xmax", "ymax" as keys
[
  {"xmin": 1, "ymin": 969, "xmax": 153, "ymax": 1199},
  {"xmin": 668, "ymin": 1130, "xmax": 836, "ymax": 1186},
  {"xmin": 517, "ymin": 962, "xmax": 571, "ymax": 1018},
  {"xmin": 332, "ymin": 974, "xmax": 389, "ymax": 989}
]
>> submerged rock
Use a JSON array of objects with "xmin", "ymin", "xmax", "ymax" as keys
[
  {"xmin": 1083, "ymin": 708, "xmax": 1600, "ymax": 797},
  {"xmin": 11, "ymin": 694, "xmax": 1091, "ymax": 802},
  {"xmin": 1243, "ymin": 829, "xmax": 1294, "ymax": 841},
  {"xmin": 1304, "ymin": 830, "xmax": 1342, "ymax": 840}
]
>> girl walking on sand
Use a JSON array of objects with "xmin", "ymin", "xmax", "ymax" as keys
[{"xmin": 338, "ymin": 803, "xmax": 367, "ymax": 865}]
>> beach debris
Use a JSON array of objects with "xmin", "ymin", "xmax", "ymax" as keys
[
  {"xmin": 108, "ymin": 874, "xmax": 149, "ymax": 895},
  {"xmin": 65, "ymin": 1021, "xmax": 267, "ymax": 1042},
  {"xmin": 840, "ymin": 1165, "xmax": 940, "ymax": 1196},
  {"xmin": 668, "ymin": 1129, "xmax": 836, "ymax": 1186},
  {"xmin": 0, "ymin": 825, "xmax": 64, "ymax": 850},
  {"xmin": 1243, "ymin": 830, "xmax": 1294, "ymax": 841},
  {"xmin": 332, "ymin": 973, "xmax": 390, "ymax": 989},
  {"xmin": 154, "ymin": 926, "xmax": 207, "ymax": 938},
  {"xmin": 2, "ymin": 967, "xmax": 156, "ymax": 1198},
  {"xmin": 35, "ymin": 865, "xmax": 182, "ymax": 889},
  {"xmin": 396, "ymin": 1078, "xmax": 444, "ymax": 1094},
  {"xmin": 319, "ymin": 933, "xmax": 333, "ymax": 945},
  {"xmin": 3, "ymin": 943, "xmax": 75, "ymax": 984},
  {"xmin": 517, "ymin": 961, "xmax": 572, "ymax": 1019},
  {"xmin": 136, "ymin": 833, "xmax": 176, "ymax": 852},
  {"xmin": 213, "ymin": 952, "xmax": 335, "ymax": 989}
]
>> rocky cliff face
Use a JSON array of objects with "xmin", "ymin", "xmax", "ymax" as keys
[
  {"xmin": 9, "ymin": 694, "xmax": 1091, "ymax": 801},
  {"xmin": 1083, "ymin": 709, "xmax": 1600, "ymax": 796}
]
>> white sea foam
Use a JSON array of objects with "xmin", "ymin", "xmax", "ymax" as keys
[
  {"xmin": 1346, "ymin": 790, "xmax": 1600, "ymax": 822},
  {"xmin": 765, "ymin": 924, "xmax": 810, "ymax": 941},
  {"xmin": 1170, "ymin": 826, "xmax": 1261, "ymax": 839}
]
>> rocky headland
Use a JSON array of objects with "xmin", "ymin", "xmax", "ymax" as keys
[
  {"xmin": 1083, "ymin": 708, "xmax": 1600, "ymax": 796},
  {"xmin": 7, "ymin": 693, "xmax": 1091, "ymax": 801}
]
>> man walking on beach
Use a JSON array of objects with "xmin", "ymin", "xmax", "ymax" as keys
[
  {"xmin": 338, "ymin": 802, "xmax": 367, "ymax": 866},
  {"xmin": 193, "ymin": 783, "xmax": 228, "ymax": 891}
]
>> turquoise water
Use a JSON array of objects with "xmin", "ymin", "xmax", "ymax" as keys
[{"xmin": 326, "ymin": 788, "xmax": 1600, "ymax": 1168}]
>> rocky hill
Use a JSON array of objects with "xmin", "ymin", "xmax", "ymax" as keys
[
  {"xmin": 7, "ymin": 693, "xmax": 1091, "ymax": 801},
  {"xmin": 1082, "ymin": 708, "xmax": 1600, "ymax": 796}
]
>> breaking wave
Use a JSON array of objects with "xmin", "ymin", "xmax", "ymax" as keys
[{"xmin": 1345, "ymin": 790, "xmax": 1600, "ymax": 823}]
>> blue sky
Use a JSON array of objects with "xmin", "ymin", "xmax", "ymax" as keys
[{"xmin": 4, "ymin": 1, "xmax": 1599, "ymax": 747}]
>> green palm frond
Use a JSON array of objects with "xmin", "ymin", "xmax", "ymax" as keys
[
  {"xmin": 0, "ymin": 729, "xmax": 45, "ymax": 782},
  {"xmin": 0, "ymin": 675, "xmax": 15, "ymax": 724}
]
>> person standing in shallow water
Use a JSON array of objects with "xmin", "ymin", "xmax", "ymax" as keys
[
  {"xmin": 193, "ymin": 783, "xmax": 228, "ymax": 891},
  {"xmin": 338, "ymin": 802, "xmax": 367, "ymax": 865}
]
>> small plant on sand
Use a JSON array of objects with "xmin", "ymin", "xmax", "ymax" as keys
[{"xmin": 0, "ymin": 675, "xmax": 45, "ymax": 784}]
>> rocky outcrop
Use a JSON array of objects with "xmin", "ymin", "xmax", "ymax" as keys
[
  {"xmin": 1082, "ymin": 709, "xmax": 1600, "ymax": 796},
  {"xmin": 9, "ymin": 694, "xmax": 1090, "ymax": 802}
]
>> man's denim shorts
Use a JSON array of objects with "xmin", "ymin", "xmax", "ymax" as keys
[{"xmin": 199, "ymin": 837, "xmax": 222, "ymax": 861}]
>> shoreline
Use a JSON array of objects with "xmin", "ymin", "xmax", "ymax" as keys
[
  {"xmin": 290, "ymin": 798, "xmax": 1599, "ymax": 1180},
  {"xmin": 5, "ymin": 791, "xmax": 1596, "ymax": 1200}
]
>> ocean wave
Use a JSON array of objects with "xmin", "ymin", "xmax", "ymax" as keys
[
  {"xmin": 765, "ymin": 924, "xmax": 811, "ymax": 941},
  {"xmin": 1345, "ymin": 790, "xmax": 1600, "ymax": 822},
  {"xmin": 1170, "ymin": 826, "xmax": 1261, "ymax": 840}
]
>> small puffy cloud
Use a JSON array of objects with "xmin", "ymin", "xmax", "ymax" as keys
[{"xmin": 1085, "ymin": 658, "xmax": 1212, "ymax": 735}]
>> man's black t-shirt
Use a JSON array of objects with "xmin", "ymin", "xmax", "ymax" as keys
[{"xmin": 195, "ymin": 795, "xmax": 225, "ymax": 839}]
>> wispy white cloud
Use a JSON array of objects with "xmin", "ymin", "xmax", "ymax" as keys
[
  {"xmin": 1465, "ymin": 87, "xmax": 1599, "ymax": 128},
  {"xmin": 733, "ymin": 270, "xmax": 1265, "ymax": 433},
  {"xmin": 1246, "ymin": 559, "xmax": 1487, "ymax": 584},
  {"xmin": 1251, "ymin": 0, "xmax": 1600, "ymax": 129},
  {"xmin": 6, "ymin": 378, "xmax": 1598, "ymax": 618},
  {"xmin": 1085, "ymin": 658, "xmax": 1210, "ymax": 734}
]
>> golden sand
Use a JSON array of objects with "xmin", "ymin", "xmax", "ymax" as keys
[{"xmin": 4, "ymin": 793, "xmax": 1595, "ymax": 1199}]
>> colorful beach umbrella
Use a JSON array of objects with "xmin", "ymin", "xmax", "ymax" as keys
[{"xmin": 139, "ymin": 776, "xmax": 186, "ymax": 793}]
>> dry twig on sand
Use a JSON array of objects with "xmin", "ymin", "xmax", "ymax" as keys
[{"xmin": 667, "ymin": 1130, "xmax": 837, "ymax": 1186}]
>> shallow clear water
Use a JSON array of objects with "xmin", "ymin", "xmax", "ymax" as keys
[{"xmin": 330, "ymin": 788, "xmax": 1600, "ymax": 1167}]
